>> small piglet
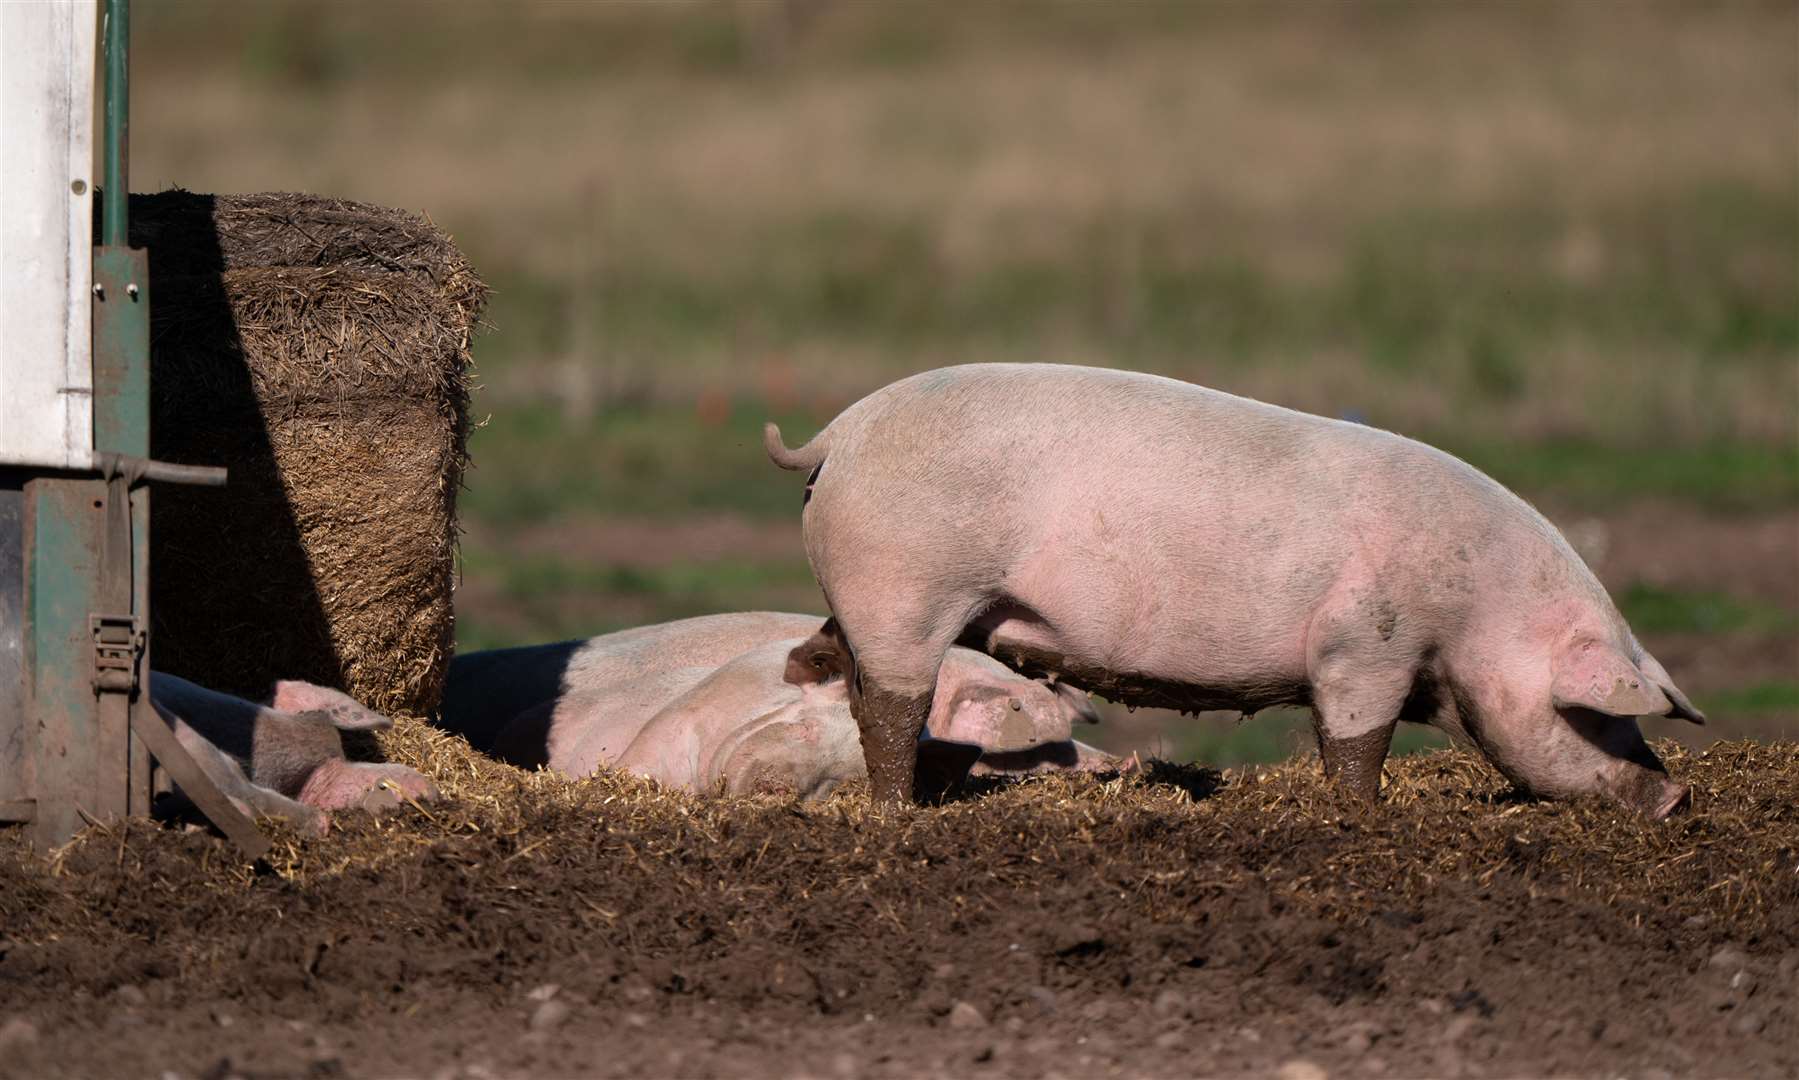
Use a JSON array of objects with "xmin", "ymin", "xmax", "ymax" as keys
[
  {"xmin": 767, "ymin": 363, "xmax": 1703, "ymax": 816},
  {"xmin": 151, "ymin": 672, "xmax": 440, "ymax": 834}
]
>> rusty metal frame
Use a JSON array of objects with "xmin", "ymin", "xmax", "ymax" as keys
[{"xmin": 9, "ymin": 0, "xmax": 268, "ymax": 858}]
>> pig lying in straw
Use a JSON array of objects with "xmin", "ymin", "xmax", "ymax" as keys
[
  {"xmin": 151, "ymin": 672, "xmax": 440, "ymax": 835},
  {"xmin": 765, "ymin": 363, "xmax": 1704, "ymax": 817},
  {"xmin": 439, "ymin": 612, "xmax": 1118, "ymax": 798}
]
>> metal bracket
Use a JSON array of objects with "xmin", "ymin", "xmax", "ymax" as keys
[
  {"xmin": 90, "ymin": 612, "xmax": 143, "ymax": 693},
  {"xmin": 95, "ymin": 451, "xmax": 228, "ymax": 490}
]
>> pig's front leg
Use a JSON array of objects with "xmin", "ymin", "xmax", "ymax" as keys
[{"xmin": 1307, "ymin": 629, "xmax": 1412, "ymax": 802}]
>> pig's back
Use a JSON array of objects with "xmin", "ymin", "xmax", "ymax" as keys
[
  {"xmin": 822, "ymin": 363, "xmax": 1542, "ymax": 544},
  {"xmin": 561, "ymin": 612, "xmax": 824, "ymax": 692},
  {"xmin": 442, "ymin": 612, "xmax": 824, "ymax": 751}
]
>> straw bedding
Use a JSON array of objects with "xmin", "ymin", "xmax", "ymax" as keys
[
  {"xmin": 135, "ymin": 191, "xmax": 486, "ymax": 716},
  {"xmin": 0, "ymin": 741, "xmax": 1792, "ymax": 1077}
]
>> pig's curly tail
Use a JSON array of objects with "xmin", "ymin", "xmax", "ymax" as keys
[{"xmin": 764, "ymin": 422, "xmax": 829, "ymax": 472}]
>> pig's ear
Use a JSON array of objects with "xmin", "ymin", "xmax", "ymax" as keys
[
  {"xmin": 783, "ymin": 618, "xmax": 847, "ymax": 687},
  {"xmin": 1048, "ymin": 680, "xmax": 1101, "ymax": 725},
  {"xmin": 270, "ymin": 680, "xmax": 392, "ymax": 731},
  {"xmin": 1635, "ymin": 650, "xmax": 1706, "ymax": 725},
  {"xmin": 1551, "ymin": 639, "xmax": 1675, "ymax": 718}
]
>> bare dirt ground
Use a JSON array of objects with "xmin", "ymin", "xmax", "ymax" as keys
[{"xmin": 1, "ymin": 740, "xmax": 1794, "ymax": 1080}]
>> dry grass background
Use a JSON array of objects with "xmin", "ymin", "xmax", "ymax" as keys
[{"xmin": 131, "ymin": 3, "xmax": 1796, "ymax": 430}]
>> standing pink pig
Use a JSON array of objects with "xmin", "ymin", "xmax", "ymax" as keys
[{"xmin": 767, "ymin": 363, "xmax": 1704, "ymax": 817}]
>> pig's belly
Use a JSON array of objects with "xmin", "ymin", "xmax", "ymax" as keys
[
  {"xmin": 970, "ymin": 613, "xmax": 1312, "ymax": 715},
  {"xmin": 972, "ymin": 537, "xmax": 1319, "ymax": 713}
]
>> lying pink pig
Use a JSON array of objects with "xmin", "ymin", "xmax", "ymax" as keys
[{"xmin": 439, "ymin": 613, "xmax": 1117, "ymax": 798}]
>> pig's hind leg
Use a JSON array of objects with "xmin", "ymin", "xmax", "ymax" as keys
[{"xmin": 830, "ymin": 603, "xmax": 967, "ymax": 805}]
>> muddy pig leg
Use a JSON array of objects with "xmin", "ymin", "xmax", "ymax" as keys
[
  {"xmin": 1307, "ymin": 621, "xmax": 1414, "ymax": 802},
  {"xmin": 831, "ymin": 613, "xmax": 957, "ymax": 804},
  {"xmin": 859, "ymin": 682, "xmax": 937, "ymax": 803}
]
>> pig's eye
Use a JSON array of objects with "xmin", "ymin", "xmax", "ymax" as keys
[{"xmin": 1008, "ymin": 698, "xmax": 1023, "ymax": 711}]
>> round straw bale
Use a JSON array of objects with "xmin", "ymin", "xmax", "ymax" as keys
[{"xmin": 148, "ymin": 250, "xmax": 481, "ymax": 716}]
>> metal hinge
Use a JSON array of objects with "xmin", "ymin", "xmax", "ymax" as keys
[{"xmin": 91, "ymin": 613, "xmax": 144, "ymax": 694}]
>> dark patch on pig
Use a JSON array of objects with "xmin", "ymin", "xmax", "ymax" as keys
[
  {"xmin": 489, "ymin": 703, "xmax": 553, "ymax": 770},
  {"xmin": 956, "ymin": 628, "xmax": 1309, "ymax": 716},
  {"xmin": 802, "ymin": 463, "xmax": 821, "ymax": 504},
  {"xmin": 1374, "ymin": 602, "xmax": 1398, "ymax": 642}
]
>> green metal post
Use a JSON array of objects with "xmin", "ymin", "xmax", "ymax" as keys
[
  {"xmin": 94, "ymin": 0, "xmax": 152, "ymax": 823},
  {"xmin": 25, "ymin": 482, "xmax": 105, "ymax": 844},
  {"xmin": 102, "ymin": 0, "xmax": 129, "ymax": 248},
  {"xmin": 28, "ymin": 0, "xmax": 261, "ymax": 852}
]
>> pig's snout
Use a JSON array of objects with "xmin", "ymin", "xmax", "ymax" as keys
[
  {"xmin": 1600, "ymin": 758, "xmax": 1691, "ymax": 820},
  {"xmin": 1554, "ymin": 710, "xmax": 1690, "ymax": 820}
]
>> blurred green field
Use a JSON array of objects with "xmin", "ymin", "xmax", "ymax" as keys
[{"xmin": 133, "ymin": 2, "xmax": 1796, "ymax": 763}]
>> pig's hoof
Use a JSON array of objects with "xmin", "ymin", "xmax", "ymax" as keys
[{"xmin": 1652, "ymin": 783, "xmax": 1692, "ymax": 820}]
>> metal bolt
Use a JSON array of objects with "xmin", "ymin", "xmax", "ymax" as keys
[
  {"xmin": 126, "ymin": 283, "xmax": 139, "ymax": 299},
  {"xmin": 92, "ymin": 283, "xmax": 104, "ymax": 298}
]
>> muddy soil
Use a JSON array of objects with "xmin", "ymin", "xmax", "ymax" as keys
[{"xmin": 1, "ymin": 740, "xmax": 1794, "ymax": 1080}]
